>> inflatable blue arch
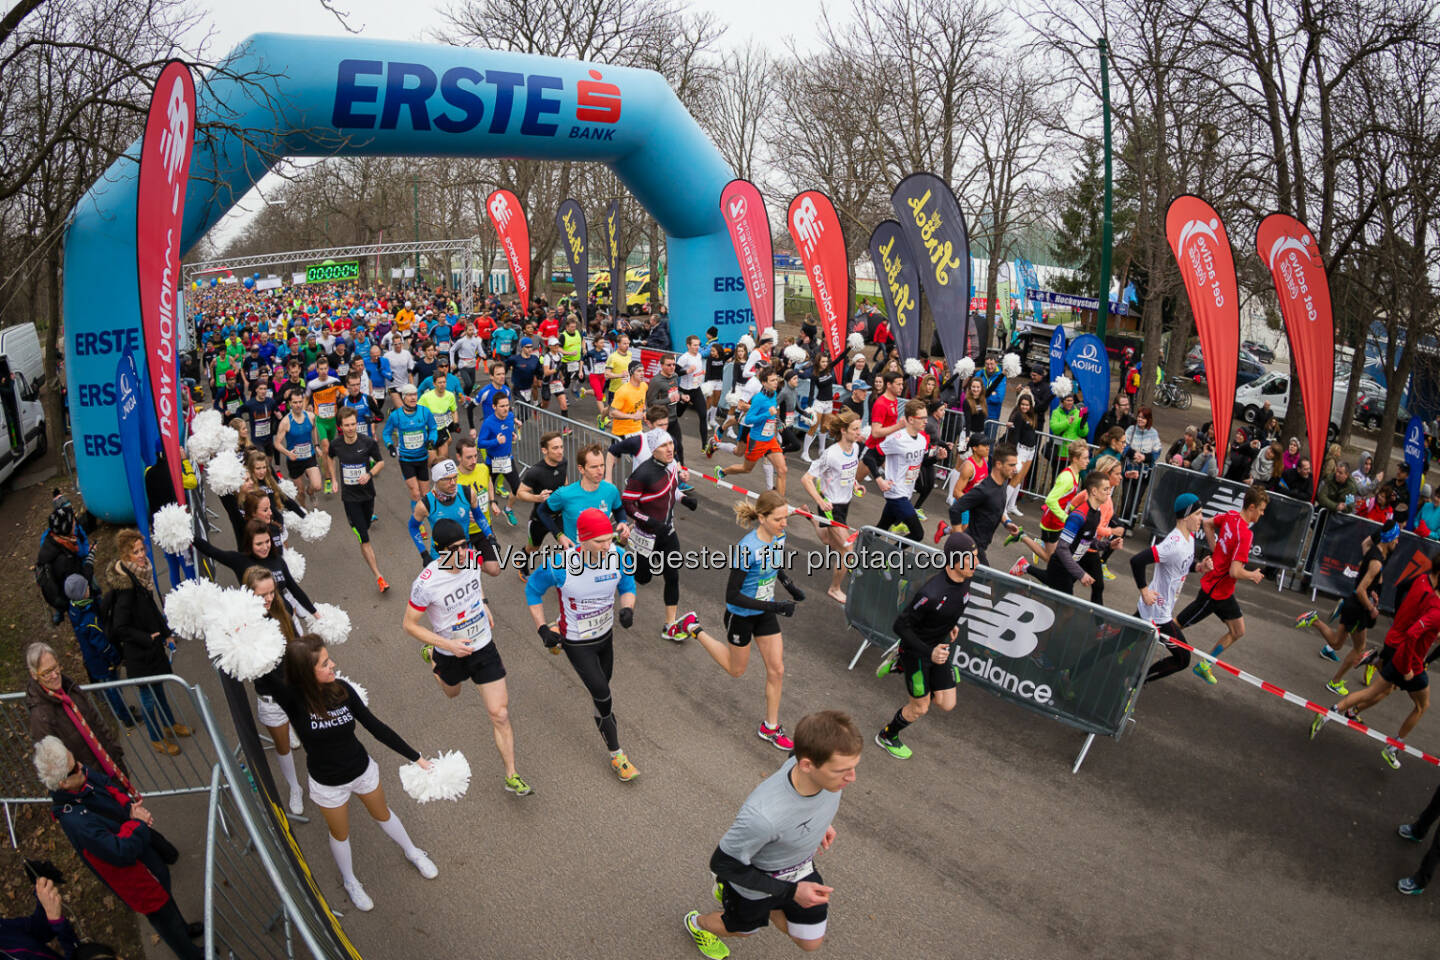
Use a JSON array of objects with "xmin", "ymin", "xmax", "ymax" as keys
[{"xmin": 64, "ymin": 34, "xmax": 750, "ymax": 521}]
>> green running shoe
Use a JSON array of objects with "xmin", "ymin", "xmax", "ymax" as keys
[
  {"xmin": 712, "ymin": 877, "xmax": 724, "ymax": 904},
  {"xmin": 1382, "ymin": 745, "xmax": 1402, "ymax": 769},
  {"xmin": 1193, "ymin": 661, "xmax": 1217, "ymax": 685},
  {"xmin": 875, "ymin": 731, "xmax": 913, "ymax": 760},
  {"xmin": 1309, "ymin": 712, "xmax": 1326, "ymax": 740},
  {"xmin": 1326, "ymin": 680, "xmax": 1349, "ymax": 697},
  {"xmin": 1102, "ymin": 564, "xmax": 1117, "ymax": 581},
  {"xmin": 685, "ymin": 911, "xmax": 729, "ymax": 959},
  {"xmin": 875, "ymin": 643, "xmax": 900, "ymax": 679},
  {"xmin": 1364, "ymin": 663, "xmax": 1378, "ymax": 686},
  {"xmin": 504, "ymin": 773, "xmax": 533, "ymax": 796},
  {"xmin": 1295, "ymin": 610, "xmax": 1319, "ymax": 630},
  {"xmin": 915, "ymin": 508, "xmax": 927, "ymax": 522},
  {"xmin": 713, "ymin": 466, "xmax": 726, "ymax": 480}
]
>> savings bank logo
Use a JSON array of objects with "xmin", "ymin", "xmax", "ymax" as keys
[{"xmin": 791, "ymin": 197, "xmax": 824, "ymax": 256}]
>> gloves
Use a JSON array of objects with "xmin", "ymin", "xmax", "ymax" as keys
[
  {"xmin": 618, "ymin": 607, "xmax": 634, "ymax": 630},
  {"xmin": 537, "ymin": 625, "xmax": 561, "ymax": 649},
  {"xmin": 784, "ymin": 582, "xmax": 806, "ymax": 602},
  {"xmin": 681, "ymin": 495, "xmax": 698, "ymax": 511},
  {"xmin": 775, "ymin": 600, "xmax": 796, "ymax": 617},
  {"xmin": 387, "ymin": 443, "xmax": 399, "ymax": 459}
]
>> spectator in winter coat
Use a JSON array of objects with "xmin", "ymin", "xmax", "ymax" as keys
[
  {"xmin": 1122, "ymin": 408, "xmax": 1163, "ymax": 467},
  {"xmin": 0, "ymin": 875, "xmax": 111, "ymax": 960},
  {"xmin": 35, "ymin": 737, "xmax": 203, "ymax": 959},
  {"xmin": 1049, "ymin": 393, "xmax": 1087, "ymax": 441},
  {"xmin": 1282, "ymin": 436, "xmax": 1303, "ymax": 473},
  {"xmin": 644, "ymin": 314, "xmax": 672, "ymax": 351},
  {"xmin": 1224, "ymin": 428, "xmax": 1262, "ymax": 482},
  {"xmin": 1250, "ymin": 442, "xmax": 1283, "ymax": 488},
  {"xmin": 1096, "ymin": 395, "xmax": 1137, "ymax": 439},
  {"xmin": 1279, "ymin": 457, "xmax": 1313, "ymax": 497},
  {"xmin": 1316, "ymin": 459, "xmax": 1360, "ymax": 513},
  {"xmin": 105, "ymin": 530, "xmax": 189, "ymax": 756},
  {"xmin": 979, "ymin": 355, "xmax": 1006, "ymax": 422},
  {"xmin": 1026, "ymin": 366, "xmax": 1052, "ymax": 413},
  {"xmin": 34, "ymin": 497, "xmax": 94, "ymax": 625},
  {"xmin": 25, "ymin": 641, "xmax": 132, "ymax": 797}
]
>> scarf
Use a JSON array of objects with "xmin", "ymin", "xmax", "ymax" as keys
[
  {"xmin": 52, "ymin": 685, "xmax": 137, "ymax": 800},
  {"xmin": 50, "ymin": 533, "xmax": 78, "ymax": 553}
]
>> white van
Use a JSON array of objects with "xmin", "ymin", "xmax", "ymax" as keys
[
  {"xmin": 0, "ymin": 323, "xmax": 48, "ymax": 483},
  {"xmin": 1234, "ymin": 371, "xmax": 1350, "ymax": 434}
]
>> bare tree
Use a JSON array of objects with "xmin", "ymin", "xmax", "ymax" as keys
[{"xmin": 707, "ymin": 42, "xmax": 777, "ymax": 184}]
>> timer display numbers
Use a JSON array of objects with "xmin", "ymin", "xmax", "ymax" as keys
[{"xmin": 305, "ymin": 260, "xmax": 360, "ymax": 283}]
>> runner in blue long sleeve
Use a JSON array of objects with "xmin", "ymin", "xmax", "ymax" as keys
[
  {"xmin": 381, "ymin": 383, "xmax": 437, "ymax": 502},
  {"xmin": 476, "ymin": 394, "xmax": 521, "ymax": 526}
]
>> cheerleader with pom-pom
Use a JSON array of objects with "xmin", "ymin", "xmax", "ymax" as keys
[
  {"xmin": 195, "ymin": 519, "xmax": 316, "ymax": 621},
  {"xmin": 239, "ymin": 567, "xmax": 308, "ymax": 816},
  {"xmin": 270, "ymin": 634, "xmax": 439, "ymax": 912}
]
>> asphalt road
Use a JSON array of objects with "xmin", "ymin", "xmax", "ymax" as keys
[{"xmin": 160, "ymin": 391, "xmax": 1440, "ymax": 960}]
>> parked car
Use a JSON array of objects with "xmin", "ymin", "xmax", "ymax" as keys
[
  {"xmin": 1354, "ymin": 385, "xmax": 1410, "ymax": 434},
  {"xmin": 1242, "ymin": 340, "xmax": 1276, "ymax": 364},
  {"xmin": 1232, "ymin": 371, "xmax": 1407, "ymax": 438},
  {"xmin": 1185, "ymin": 353, "xmax": 1267, "ymax": 387}
]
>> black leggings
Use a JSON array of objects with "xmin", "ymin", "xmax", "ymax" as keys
[
  {"xmin": 680, "ymin": 388, "xmax": 709, "ymax": 446},
  {"xmin": 1078, "ymin": 552, "xmax": 1105, "ymax": 605},
  {"xmin": 562, "ymin": 634, "xmax": 620, "ymax": 751},
  {"xmin": 667, "ymin": 417, "xmax": 687, "ymax": 466},
  {"xmin": 633, "ymin": 528, "xmax": 681, "ymax": 607},
  {"xmin": 1145, "ymin": 620, "xmax": 1191, "ymax": 683}
]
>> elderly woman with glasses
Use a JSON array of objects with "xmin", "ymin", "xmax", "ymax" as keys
[
  {"xmin": 33, "ymin": 736, "xmax": 203, "ymax": 959},
  {"xmin": 25, "ymin": 641, "xmax": 132, "ymax": 798}
]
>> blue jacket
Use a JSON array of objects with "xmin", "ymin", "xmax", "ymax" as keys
[
  {"xmin": 980, "ymin": 368, "xmax": 1006, "ymax": 421},
  {"xmin": 0, "ymin": 897, "xmax": 79, "ymax": 960},
  {"xmin": 51, "ymin": 768, "xmax": 172, "ymax": 914}
]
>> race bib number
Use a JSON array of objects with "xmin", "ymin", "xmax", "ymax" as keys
[
  {"xmin": 372, "ymin": 387, "xmax": 385, "ymax": 401},
  {"xmin": 784, "ymin": 411, "xmax": 796, "ymax": 428},
  {"xmin": 473, "ymin": 488, "xmax": 489, "ymax": 514},
  {"xmin": 317, "ymin": 401, "xmax": 336, "ymax": 419},
  {"xmin": 492, "ymin": 456, "xmax": 512, "ymax": 474},
  {"xmin": 549, "ymin": 381, "xmax": 565, "ymax": 396},
  {"xmin": 756, "ymin": 574, "xmax": 776, "ymax": 602},
  {"xmin": 454, "ymin": 608, "xmax": 492, "ymax": 650},
  {"xmin": 435, "ymin": 409, "xmax": 453, "ymax": 429},
  {"xmin": 519, "ymin": 389, "xmax": 533, "ymax": 402},
  {"xmin": 630, "ymin": 528, "xmax": 657, "ymax": 557},
  {"xmin": 292, "ymin": 441, "xmax": 313, "ymax": 460},
  {"xmin": 252, "ymin": 418, "xmax": 271, "ymax": 439},
  {"xmin": 225, "ymin": 398, "xmax": 241, "ymax": 415},
  {"xmin": 667, "ymin": 387, "xmax": 680, "ymax": 404},
  {"xmin": 566, "ymin": 361, "xmax": 580, "ymax": 373},
  {"xmin": 838, "ymin": 463, "xmax": 857, "ymax": 488},
  {"xmin": 342, "ymin": 462, "xmax": 366, "ymax": 485},
  {"xmin": 401, "ymin": 430, "xmax": 424, "ymax": 451},
  {"xmin": 757, "ymin": 418, "xmax": 776, "ymax": 441},
  {"xmin": 570, "ymin": 600, "xmax": 615, "ymax": 641},
  {"xmin": 903, "ymin": 464, "xmax": 920, "ymax": 487},
  {"xmin": 768, "ymin": 859, "xmax": 814, "ymax": 883}
]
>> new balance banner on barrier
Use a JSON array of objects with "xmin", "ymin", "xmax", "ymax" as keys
[
  {"xmin": 1257, "ymin": 213, "xmax": 1332, "ymax": 499},
  {"xmin": 1141, "ymin": 462, "xmax": 1313, "ymax": 570},
  {"xmin": 604, "ymin": 198, "xmax": 623, "ymax": 311},
  {"xmin": 1405, "ymin": 415, "xmax": 1425, "ymax": 528},
  {"xmin": 788, "ymin": 190, "xmax": 848, "ymax": 384},
  {"xmin": 891, "ymin": 173, "xmax": 971, "ymax": 365},
  {"xmin": 869, "ymin": 220, "xmax": 921, "ymax": 368},
  {"xmin": 1309, "ymin": 511, "xmax": 1440, "ymax": 613},
  {"xmin": 486, "ymin": 189, "xmax": 531, "ymax": 306},
  {"xmin": 556, "ymin": 198, "xmax": 589, "ymax": 321},
  {"xmin": 1166, "ymin": 196, "xmax": 1240, "ymax": 475},
  {"xmin": 845, "ymin": 527, "xmax": 1152, "ymax": 738},
  {"xmin": 116, "ymin": 353, "xmax": 153, "ymax": 561},
  {"xmin": 719, "ymin": 179, "xmax": 775, "ymax": 336},
  {"xmin": 1066, "ymin": 333, "xmax": 1109, "ymax": 439},
  {"xmin": 1048, "ymin": 324, "xmax": 1067, "ymax": 412},
  {"xmin": 136, "ymin": 59, "xmax": 196, "ymax": 502}
]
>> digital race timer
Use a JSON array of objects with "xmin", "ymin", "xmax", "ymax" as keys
[{"xmin": 304, "ymin": 260, "xmax": 360, "ymax": 283}]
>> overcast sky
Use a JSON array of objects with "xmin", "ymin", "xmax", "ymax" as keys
[{"xmin": 192, "ymin": 0, "xmax": 843, "ymax": 248}]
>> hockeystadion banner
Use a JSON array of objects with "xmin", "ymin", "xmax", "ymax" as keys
[
  {"xmin": 485, "ymin": 189, "xmax": 531, "ymax": 306},
  {"xmin": 891, "ymin": 173, "xmax": 971, "ymax": 364},
  {"xmin": 868, "ymin": 220, "xmax": 921, "ymax": 367},
  {"xmin": 604, "ymin": 198, "xmax": 624, "ymax": 310},
  {"xmin": 1310, "ymin": 511, "xmax": 1440, "ymax": 613},
  {"xmin": 846, "ymin": 527, "xmax": 1152, "ymax": 738},
  {"xmin": 788, "ymin": 190, "xmax": 848, "ymax": 380},
  {"xmin": 1257, "ymin": 213, "xmax": 1333, "ymax": 499},
  {"xmin": 719, "ymin": 179, "xmax": 775, "ymax": 336},
  {"xmin": 556, "ymin": 198, "xmax": 589, "ymax": 319},
  {"xmin": 1166, "ymin": 196, "xmax": 1240, "ymax": 476},
  {"xmin": 136, "ymin": 59, "xmax": 196, "ymax": 502},
  {"xmin": 1065, "ymin": 333, "xmax": 1109, "ymax": 439},
  {"xmin": 1141, "ymin": 462, "xmax": 1313, "ymax": 570}
]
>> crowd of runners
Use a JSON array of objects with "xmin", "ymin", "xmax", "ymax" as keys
[{"xmin": 32, "ymin": 278, "xmax": 1440, "ymax": 959}]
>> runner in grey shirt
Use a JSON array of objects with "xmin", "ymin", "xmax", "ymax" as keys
[{"xmin": 683, "ymin": 710, "xmax": 863, "ymax": 958}]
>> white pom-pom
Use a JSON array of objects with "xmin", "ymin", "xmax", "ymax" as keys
[
  {"xmin": 1052, "ymin": 375, "xmax": 1074, "ymax": 398},
  {"xmin": 798, "ymin": 408, "xmax": 817, "ymax": 428},
  {"xmin": 903, "ymin": 358, "xmax": 925, "ymax": 377},
  {"xmin": 1002, "ymin": 352, "xmax": 1022, "ymax": 379},
  {"xmin": 783, "ymin": 345, "xmax": 807, "ymax": 364},
  {"xmin": 214, "ymin": 426, "xmax": 239, "ymax": 454},
  {"xmin": 278, "ymin": 478, "xmax": 298, "ymax": 501},
  {"xmin": 848, "ymin": 332, "xmax": 865, "ymax": 351},
  {"xmin": 295, "ymin": 510, "xmax": 332, "ymax": 542},
  {"xmin": 203, "ymin": 588, "xmax": 286, "ymax": 681},
  {"xmin": 304, "ymin": 602, "xmax": 351, "ymax": 645},
  {"xmin": 737, "ymin": 334, "xmax": 755, "ymax": 351},
  {"xmin": 151, "ymin": 504, "xmax": 194, "ymax": 556},
  {"xmin": 725, "ymin": 390, "xmax": 745, "ymax": 408},
  {"xmin": 206, "ymin": 449, "xmax": 247, "ymax": 496},
  {"xmin": 954, "ymin": 356, "xmax": 975, "ymax": 379},
  {"xmin": 163, "ymin": 578, "xmax": 224, "ymax": 641},
  {"xmin": 186, "ymin": 430, "xmax": 221, "ymax": 465},
  {"xmin": 191, "ymin": 409, "xmax": 224, "ymax": 439},
  {"xmin": 399, "ymin": 750, "xmax": 472, "ymax": 803},
  {"xmin": 335, "ymin": 672, "xmax": 369, "ymax": 706},
  {"xmin": 285, "ymin": 548, "xmax": 306, "ymax": 582},
  {"xmin": 860, "ymin": 424, "xmax": 873, "ymax": 441}
]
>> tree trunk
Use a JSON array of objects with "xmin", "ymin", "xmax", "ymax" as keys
[
  {"xmin": 1165, "ymin": 301, "xmax": 1194, "ymax": 387},
  {"xmin": 41, "ymin": 244, "xmax": 64, "ymax": 466},
  {"xmin": 985, "ymin": 255, "xmax": 1000, "ymax": 353},
  {"xmin": 1336, "ymin": 327, "xmax": 1364, "ymax": 447},
  {"xmin": 1138, "ymin": 294, "xmax": 1163, "ymax": 411},
  {"xmin": 648, "ymin": 219, "xmax": 661, "ymax": 317},
  {"xmin": 1373, "ymin": 335, "xmax": 1416, "ymax": 473}
]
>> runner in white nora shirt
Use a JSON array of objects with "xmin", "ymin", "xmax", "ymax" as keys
[
  {"xmin": 684, "ymin": 710, "xmax": 863, "ymax": 960},
  {"xmin": 402, "ymin": 518, "xmax": 532, "ymax": 797}
]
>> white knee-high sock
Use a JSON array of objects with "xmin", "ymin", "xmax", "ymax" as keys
[
  {"xmin": 329, "ymin": 835, "xmax": 358, "ymax": 886},
  {"xmin": 762, "ymin": 461, "xmax": 774, "ymax": 489},
  {"xmin": 274, "ymin": 751, "xmax": 302, "ymax": 793},
  {"xmin": 374, "ymin": 810, "xmax": 421, "ymax": 858},
  {"xmin": 802, "ymin": 431, "xmax": 815, "ymax": 458}
]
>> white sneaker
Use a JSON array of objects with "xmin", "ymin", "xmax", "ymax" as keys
[
  {"xmin": 287, "ymin": 785, "xmax": 304, "ymax": 816},
  {"xmin": 344, "ymin": 879, "xmax": 374, "ymax": 911},
  {"xmin": 408, "ymin": 850, "xmax": 438, "ymax": 879}
]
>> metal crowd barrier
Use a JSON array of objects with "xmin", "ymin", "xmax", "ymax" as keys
[
  {"xmin": 982, "ymin": 419, "xmax": 1081, "ymax": 511},
  {"xmin": 511, "ymin": 399, "xmax": 634, "ymax": 491},
  {"xmin": 844, "ymin": 526, "xmax": 1155, "ymax": 772},
  {"xmin": 1, "ymin": 674, "xmax": 359, "ymax": 959}
]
